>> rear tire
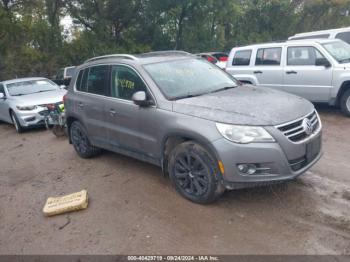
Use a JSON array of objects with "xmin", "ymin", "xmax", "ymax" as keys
[
  {"xmin": 340, "ymin": 89, "xmax": 350, "ymax": 117},
  {"xmin": 168, "ymin": 141, "xmax": 225, "ymax": 204},
  {"xmin": 70, "ymin": 121, "xmax": 100, "ymax": 158},
  {"xmin": 10, "ymin": 111, "xmax": 24, "ymax": 133}
]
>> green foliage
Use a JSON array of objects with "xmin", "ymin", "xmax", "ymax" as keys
[{"xmin": 1, "ymin": 0, "xmax": 350, "ymax": 80}]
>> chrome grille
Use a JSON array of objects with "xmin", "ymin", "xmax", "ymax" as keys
[{"xmin": 276, "ymin": 110, "xmax": 320, "ymax": 143}]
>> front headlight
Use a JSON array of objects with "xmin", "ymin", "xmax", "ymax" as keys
[
  {"xmin": 216, "ymin": 123, "xmax": 275, "ymax": 144},
  {"xmin": 16, "ymin": 105, "xmax": 37, "ymax": 111}
]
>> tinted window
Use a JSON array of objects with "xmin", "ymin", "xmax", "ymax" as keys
[
  {"xmin": 287, "ymin": 46, "xmax": 326, "ymax": 66},
  {"xmin": 111, "ymin": 65, "xmax": 147, "ymax": 100},
  {"xmin": 292, "ymin": 34, "xmax": 330, "ymax": 40},
  {"xmin": 232, "ymin": 50, "xmax": 252, "ymax": 66},
  {"xmin": 0, "ymin": 84, "xmax": 4, "ymax": 94},
  {"xmin": 87, "ymin": 65, "xmax": 109, "ymax": 96},
  {"xmin": 56, "ymin": 69, "xmax": 64, "ymax": 79},
  {"xmin": 76, "ymin": 70, "xmax": 84, "ymax": 91},
  {"xmin": 336, "ymin": 32, "xmax": 350, "ymax": 44},
  {"xmin": 256, "ymin": 48, "xmax": 282, "ymax": 65}
]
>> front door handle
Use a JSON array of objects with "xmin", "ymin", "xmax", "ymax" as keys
[
  {"xmin": 254, "ymin": 71, "xmax": 263, "ymax": 74},
  {"xmin": 286, "ymin": 70, "xmax": 297, "ymax": 74},
  {"xmin": 78, "ymin": 102, "xmax": 84, "ymax": 108},
  {"xmin": 109, "ymin": 109, "xmax": 117, "ymax": 116}
]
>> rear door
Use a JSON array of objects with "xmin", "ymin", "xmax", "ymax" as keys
[
  {"xmin": 283, "ymin": 46, "xmax": 332, "ymax": 102},
  {"xmin": 104, "ymin": 64, "xmax": 158, "ymax": 160},
  {"xmin": 73, "ymin": 65, "xmax": 110, "ymax": 146},
  {"xmin": 252, "ymin": 47, "xmax": 284, "ymax": 91}
]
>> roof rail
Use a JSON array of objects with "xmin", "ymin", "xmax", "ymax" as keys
[
  {"xmin": 84, "ymin": 54, "xmax": 138, "ymax": 63},
  {"xmin": 140, "ymin": 50, "xmax": 192, "ymax": 57}
]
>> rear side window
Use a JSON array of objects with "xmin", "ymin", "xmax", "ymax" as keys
[
  {"xmin": 256, "ymin": 48, "xmax": 282, "ymax": 66},
  {"xmin": 336, "ymin": 32, "xmax": 350, "ymax": 44},
  {"xmin": 87, "ymin": 65, "xmax": 110, "ymax": 96},
  {"xmin": 0, "ymin": 84, "xmax": 4, "ymax": 95},
  {"xmin": 287, "ymin": 46, "xmax": 326, "ymax": 66},
  {"xmin": 232, "ymin": 50, "xmax": 252, "ymax": 66}
]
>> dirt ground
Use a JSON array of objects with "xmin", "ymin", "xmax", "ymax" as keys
[{"xmin": 0, "ymin": 105, "xmax": 349, "ymax": 255}]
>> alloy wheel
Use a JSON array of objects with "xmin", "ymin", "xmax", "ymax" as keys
[
  {"xmin": 173, "ymin": 151, "xmax": 209, "ymax": 196},
  {"xmin": 71, "ymin": 125, "xmax": 88, "ymax": 154}
]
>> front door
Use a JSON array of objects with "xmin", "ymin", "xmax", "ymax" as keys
[
  {"xmin": 104, "ymin": 64, "xmax": 158, "ymax": 161},
  {"xmin": 283, "ymin": 46, "xmax": 332, "ymax": 102}
]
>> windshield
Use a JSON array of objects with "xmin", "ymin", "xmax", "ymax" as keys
[
  {"xmin": 322, "ymin": 41, "xmax": 350, "ymax": 63},
  {"xmin": 6, "ymin": 79, "xmax": 59, "ymax": 96},
  {"xmin": 143, "ymin": 58, "xmax": 238, "ymax": 100}
]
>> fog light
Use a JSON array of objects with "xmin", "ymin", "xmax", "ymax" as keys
[{"xmin": 237, "ymin": 164, "xmax": 257, "ymax": 175}]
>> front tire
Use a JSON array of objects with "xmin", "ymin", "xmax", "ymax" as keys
[
  {"xmin": 340, "ymin": 89, "xmax": 350, "ymax": 117},
  {"xmin": 10, "ymin": 111, "xmax": 24, "ymax": 133},
  {"xmin": 168, "ymin": 141, "xmax": 225, "ymax": 204},
  {"xmin": 70, "ymin": 121, "xmax": 100, "ymax": 158}
]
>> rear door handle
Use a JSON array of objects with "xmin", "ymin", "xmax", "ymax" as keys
[
  {"xmin": 254, "ymin": 71, "xmax": 263, "ymax": 74},
  {"xmin": 109, "ymin": 109, "xmax": 117, "ymax": 116},
  {"xmin": 286, "ymin": 70, "xmax": 297, "ymax": 74},
  {"xmin": 78, "ymin": 102, "xmax": 84, "ymax": 108}
]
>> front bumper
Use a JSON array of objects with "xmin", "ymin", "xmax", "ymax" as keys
[
  {"xmin": 14, "ymin": 107, "xmax": 49, "ymax": 127},
  {"xmin": 213, "ymin": 131, "xmax": 322, "ymax": 189}
]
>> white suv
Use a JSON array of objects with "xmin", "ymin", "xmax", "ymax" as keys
[{"xmin": 226, "ymin": 39, "xmax": 350, "ymax": 116}]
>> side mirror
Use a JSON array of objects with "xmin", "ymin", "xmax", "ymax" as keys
[
  {"xmin": 0, "ymin": 92, "xmax": 5, "ymax": 99},
  {"xmin": 316, "ymin": 58, "xmax": 331, "ymax": 68},
  {"xmin": 132, "ymin": 91, "xmax": 154, "ymax": 107}
]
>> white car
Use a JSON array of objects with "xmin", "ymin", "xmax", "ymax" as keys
[
  {"xmin": 226, "ymin": 39, "xmax": 350, "ymax": 116},
  {"xmin": 289, "ymin": 27, "xmax": 350, "ymax": 45},
  {"xmin": 0, "ymin": 77, "xmax": 67, "ymax": 133}
]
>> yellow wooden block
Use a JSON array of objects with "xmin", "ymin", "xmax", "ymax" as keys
[{"xmin": 43, "ymin": 190, "xmax": 88, "ymax": 216}]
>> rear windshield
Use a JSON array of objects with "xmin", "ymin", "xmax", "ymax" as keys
[
  {"xmin": 143, "ymin": 58, "xmax": 238, "ymax": 100},
  {"xmin": 6, "ymin": 79, "xmax": 58, "ymax": 96}
]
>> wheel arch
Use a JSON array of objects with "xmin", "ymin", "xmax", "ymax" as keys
[
  {"xmin": 336, "ymin": 81, "xmax": 350, "ymax": 106},
  {"xmin": 161, "ymin": 132, "xmax": 221, "ymax": 177}
]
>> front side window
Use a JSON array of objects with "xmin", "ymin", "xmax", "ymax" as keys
[
  {"xmin": 111, "ymin": 65, "xmax": 148, "ymax": 100},
  {"xmin": 322, "ymin": 41, "xmax": 350, "ymax": 63},
  {"xmin": 144, "ymin": 58, "xmax": 238, "ymax": 100},
  {"xmin": 287, "ymin": 46, "xmax": 326, "ymax": 66},
  {"xmin": 87, "ymin": 65, "xmax": 109, "ymax": 96},
  {"xmin": 6, "ymin": 79, "xmax": 59, "ymax": 96},
  {"xmin": 232, "ymin": 50, "xmax": 252, "ymax": 66},
  {"xmin": 256, "ymin": 48, "xmax": 282, "ymax": 66}
]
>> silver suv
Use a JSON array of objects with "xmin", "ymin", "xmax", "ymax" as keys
[
  {"xmin": 226, "ymin": 39, "xmax": 350, "ymax": 116},
  {"xmin": 65, "ymin": 51, "xmax": 322, "ymax": 203}
]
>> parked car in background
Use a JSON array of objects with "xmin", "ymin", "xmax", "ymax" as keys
[
  {"xmin": 289, "ymin": 27, "xmax": 350, "ymax": 45},
  {"xmin": 197, "ymin": 52, "xmax": 228, "ymax": 69},
  {"xmin": 0, "ymin": 77, "xmax": 67, "ymax": 133},
  {"xmin": 226, "ymin": 39, "xmax": 350, "ymax": 116},
  {"xmin": 65, "ymin": 51, "xmax": 322, "ymax": 204},
  {"xmin": 52, "ymin": 66, "xmax": 76, "ymax": 87}
]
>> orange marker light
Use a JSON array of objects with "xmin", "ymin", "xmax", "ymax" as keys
[{"xmin": 218, "ymin": 161, "xmax": 225, "ymax": 175}]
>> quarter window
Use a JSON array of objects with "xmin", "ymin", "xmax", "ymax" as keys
[
  {"xmin": 111, "ymin": 65, "xmax": 148, "ymax": 100},
  {"xmin": 287, "ymin": 46, "xmax": 326, "ymax": 66},
  {"xmin": 76, "ymin": 69, "xmax": 85, "ymax": 92},
  {"xmin": 255, "ymin": 48, "xmax": 282, "ymax": 65},
  {"xmin": 232, "ymin": 50, "xmax": 252, "ymax": 66},
  {"xmin": 86, "ymin": 65, "xmax": 109, "ymax": 96},
  {"xmin": 336, "ymin": 32, "xmax": 350, "ymax": 45}
]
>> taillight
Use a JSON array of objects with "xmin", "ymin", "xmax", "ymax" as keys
[
  {"xmin": 207, "ymin": 56, "xmax": 215, "ymax": 62},
  {"xmin": 219, "ymin": 56, "xmax": 228, "ymax": 62}
]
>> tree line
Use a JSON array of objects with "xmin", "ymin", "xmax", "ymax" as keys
[{"xmin": 1, "ymin": 0, "xmax": 350, "ymax": 80}]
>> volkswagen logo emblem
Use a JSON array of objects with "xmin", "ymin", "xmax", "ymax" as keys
[{"xmin": 302, "ymin": 118, "xmax": 313, "ymax": 135}]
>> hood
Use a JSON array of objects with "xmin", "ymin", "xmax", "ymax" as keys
[
  {"xmin": 172, "ymin": 85, "xmax": 314, "ymax": 126},
  {"xmin": 10, "ymin": 89, "xmax": 67, "ymax": 106}
]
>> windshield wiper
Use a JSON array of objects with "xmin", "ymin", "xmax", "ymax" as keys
[
  {"xmin": 339, "ymin": 58, "xmax": 350, "ymax": 63},
  {"xmin": 32, "ymin": 89, "xmax": 55, "ymax": 94},
  {"xmin": 209, "ymin": 86, "xmax": 236, "ymax": 94}
]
